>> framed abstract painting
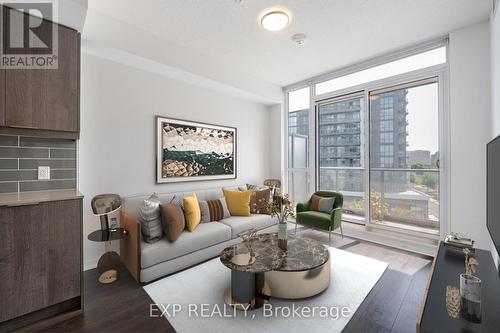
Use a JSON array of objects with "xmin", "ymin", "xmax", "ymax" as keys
[{"xmin": 156, "ymin": 116, "xmax": 237, "ymax": 183}]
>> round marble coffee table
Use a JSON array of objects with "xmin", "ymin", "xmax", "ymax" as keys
[{"xmin": 220, "ymin": 233, "xmax": 330, "ymax": 310}]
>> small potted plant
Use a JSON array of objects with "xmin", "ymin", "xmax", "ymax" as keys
[{"xmin": 460, "ymin": 248, "xmax": 481, "ymax": 323}]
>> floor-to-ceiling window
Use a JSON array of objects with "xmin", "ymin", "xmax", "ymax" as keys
[
  {"xmin": 369, "ymin": 80, "xmax": 440, "ymax": 235},
  {"xmin": 287, "ymin": 87, "xmax": 311, "ymax": 204},
  {"xmin": 285, "ymin": 42, "xmax": 448, "ymax": 239},
  {"xmin": 318, "ymin": 94, "xmax": 366, "ymax": 223}
]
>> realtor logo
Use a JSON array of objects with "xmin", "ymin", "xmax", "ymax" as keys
[{"xmin": 1, "ymin": 1, "xmax": 58, "ymax": 69}]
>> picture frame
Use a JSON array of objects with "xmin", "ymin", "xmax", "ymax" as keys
[{"xmin": 156, "ymin": 116, "xmax": 237, "ymax": 183}]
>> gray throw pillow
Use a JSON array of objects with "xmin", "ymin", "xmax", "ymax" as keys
[
  {"xmin": 318, "ymin": 197, "xmax": 335, "ymax": 214},
  {"xmin": 139, "ymin": 193, "xmax": 163, "ymax": 243},
  {"xmin": 199, "ymin": 201, "xmax": 211, "ymax": 223},
  {"xmin": 219, "ymin": 197, "xmax": 231, "ymax": 219}
]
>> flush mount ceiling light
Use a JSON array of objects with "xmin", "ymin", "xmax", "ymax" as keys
[{"xmin": 260, "ymin": 11, "xmax": 290, "ymax": 31}]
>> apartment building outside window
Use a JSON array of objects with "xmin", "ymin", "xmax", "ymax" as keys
[{"xmin": 285, "ymin": 43, "xmax": 448, "ymax": 238}]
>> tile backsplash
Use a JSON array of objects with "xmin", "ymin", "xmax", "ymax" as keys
[{"xmin": 0, "ymin": 135, "xmax": 77, "ymax": 193}]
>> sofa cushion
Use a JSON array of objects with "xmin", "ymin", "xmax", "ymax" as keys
[
  {"xmin": 296, "ymin": 211, "xmax": 332, "ymax": 230},
  {"xmin": 141, "ymin": 222, "xmax": 232, "ymax": 269},
  {"xmin": 219, "ymin": 214, "xmax": 277, "ymax": 238},
  {"xmin": 318, "ymin": 197, "xmax": 335, "ymax": 214}
]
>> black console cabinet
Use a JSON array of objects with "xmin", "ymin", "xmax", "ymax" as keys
[{"xmin": 417, "ymin": 243, "xmax": 500, "ymax": 332}]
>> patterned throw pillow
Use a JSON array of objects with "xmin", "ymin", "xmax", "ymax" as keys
[
  {"xmin": 250, "ymin": 188, "xmax": 271, "ymax": 214},
  {"xmin": 199, "ymin": 198, "xmax": 230, "ymax": 222},
  {"xmin": 310, "ymin": 194, "xmax": 335, "ymax": 214},
  {"xmin": 139, "ymin": 193, "xmax": 163, "ymax": 243}
]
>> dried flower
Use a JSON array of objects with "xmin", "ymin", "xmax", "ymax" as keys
[
  {"xmin": 463, "ymin": 248, "xmax": 479, "ymax": 276},
  {"xmin": 264, "ymin": 193, "xmax": 296, "ymax": 224}
]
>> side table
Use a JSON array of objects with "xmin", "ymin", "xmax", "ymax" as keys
[
  {"xmin": 90, "ymin": 193, "xmax": 126, "ymax": 284},
  {"xmin": 88, "ymin": 228, "xmax": 128, "ymax": 284}
]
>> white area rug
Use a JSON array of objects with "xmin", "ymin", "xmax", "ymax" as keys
[{"xmin": 144, "ymin": 247, "xmax": 388, "ymax": 333}]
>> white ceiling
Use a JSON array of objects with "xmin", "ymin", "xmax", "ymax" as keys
[{"xmin": 87, "ymin": 0, "xmax": 491, "ymax": 88}]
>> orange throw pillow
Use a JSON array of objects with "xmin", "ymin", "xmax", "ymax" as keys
[{"xmin": 183, "ymin": 193, "xmax": 201, "ymax": 232}]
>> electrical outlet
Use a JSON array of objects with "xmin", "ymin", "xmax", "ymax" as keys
[{"xmin": 38, "ymin": 166, "xmax": 50, "ymax": 180}]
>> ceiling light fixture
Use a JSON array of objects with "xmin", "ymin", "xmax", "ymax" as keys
[{"xmin": 260, "ymin": 11, "xmax": 289, "ymax": 32}]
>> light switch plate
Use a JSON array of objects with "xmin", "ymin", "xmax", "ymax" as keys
[{"xmin": 38, "ymin": 166, "xmax": 50, "ymax": 180}]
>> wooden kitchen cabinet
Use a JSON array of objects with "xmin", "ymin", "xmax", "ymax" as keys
[
  {"xmin": 0, "ymin": 7, "xmax": 4, "ymax": 126},
  {"xmin": 0, "ymin": 199, "xmax": 82, "ymax": 327},
  {"xmin": 0, "ymin": 66, "xmax": 4, "ymax": 126},
  {"xmin": 3, "ymin": 19, "xmax": 80, "ymax": 133}
]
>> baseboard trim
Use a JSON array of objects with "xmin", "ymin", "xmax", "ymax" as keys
[
  {"xmin": 293, "ymin": 222, "xmax": 437, "ymax": 257},
  {"xmin": 338, "ymin": 225, "xmax": 437, "ymax": 257},
  {"xmin": 0, "ymin": 297, "xmax": 81, "ymax": 332},
  {"xmin": 84, "ymin": 258, "xmax": 98, "ymax": 271}
]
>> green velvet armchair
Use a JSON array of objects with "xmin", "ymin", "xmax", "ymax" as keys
[{"xmin": 295, "ymin": 191, "xmax": 344, "ymax": 242}]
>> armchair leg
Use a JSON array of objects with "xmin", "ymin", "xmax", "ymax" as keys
[
  {"xmin": 328, "ymin": 226, "xmax": 332, "ymax": 244},
  {"xmin": 340, "ymin": 223, "xmax": 344, "ymax": 239}
]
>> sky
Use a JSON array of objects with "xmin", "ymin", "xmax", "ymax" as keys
[
  {"xmin": 406, "ymin": 83, "xmax": 439, "ymax": 154},
  {"xmin": 288, "ymin": 47, "xmax": 444, "ymax": 154},
  {"xmin": 289, "ymin": 83, "xmax": 440, "ymax": 155}
]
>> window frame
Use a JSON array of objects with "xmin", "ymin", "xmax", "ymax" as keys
[
  {"xmin": 315, "ymin": 92, "xmax": 367, "ymax": 224},
  {"xmin": 284, "ymin": 38, "xmax": 450, "ymax": 241}
]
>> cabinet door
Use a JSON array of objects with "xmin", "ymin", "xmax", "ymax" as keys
[
  {"xmin": 0, "ymin": 203, "xmax": 48, "ymax": 321},
  {"xmin": 0, "ymin": 199, "xmax": 81, "ymax": 322},
  {"xmin": 0, "ymin": 7, "xmax": 4, "ymax": 126},
  {"xmin": 43, "ymin": 199, "xmax": 82, "ymax": 305},
  {"xmin": 0, "ymin": 66, "xmax": 4, "ymax": 126},
  {"xmin": 4, "ymin": 22, "xmax": 80, "ymax": 132}
]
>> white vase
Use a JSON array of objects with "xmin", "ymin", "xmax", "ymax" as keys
[
  {"xmin": 278, "ymin": 222, "xmax": 287, "ymax": 251},
  {"xmin": 460, "ymin": 273, "xmax": 482, "ymax": 323}
]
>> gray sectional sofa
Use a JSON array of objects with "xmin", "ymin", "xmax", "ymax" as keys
[{"xmin": 120, "ymin": 186, "xmax": 278, "ymax": 283}]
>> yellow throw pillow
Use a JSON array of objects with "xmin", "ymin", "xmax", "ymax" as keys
[
  {"xmin": 223, "ymin": 189, "xmax": 252, "ymax": 216},
  {"xmin": 183, "ymin": 193, "xmax": 201, "ymax": 232}
]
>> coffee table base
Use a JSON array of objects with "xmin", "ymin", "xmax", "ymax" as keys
[
  {"xmin": 224, "ymin": 271, "xmax": 270, "ymax": 310},
  {"xmin": 265, "ymin": 257, "xmax": 331, "ymax": 299}
]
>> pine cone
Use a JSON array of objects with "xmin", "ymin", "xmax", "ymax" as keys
[{"xmin": 163, "ymin": 160, "xmax": 203, "ymax": 177}]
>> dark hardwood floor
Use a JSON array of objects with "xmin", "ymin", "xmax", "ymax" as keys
[
  {"xmin": 37, "ymin": 267, "xmax": 174, "ymax": 333},
  {"xmin": 40, "ymin": 227, "xmax": 432, "ymax": 333}
]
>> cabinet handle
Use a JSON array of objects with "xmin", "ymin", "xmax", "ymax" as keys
[
  {"xmin": 7, "ymin": 202, "xmax": 40, "ymax": 207},
  {"xmin": 11, "ymin": 125, "xmax": 39, "ymax": 130}
]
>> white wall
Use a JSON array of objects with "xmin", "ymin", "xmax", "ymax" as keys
[
  {"xmin": 492, "ymin": 7, "xmax": 500, "ymax": 145},
  {"xmin": 83, "ymin": 9, "xmax": 283, "ymax": 105},
  {"xmin": 448, "ymin": 21, "xmax": 491, "ymax": 250},
  {"xmin": 491, "ymin": 4, "xmax": 500, "ymax": 268},
  {"xmin": 80, "ymin": 53, "xmax": 272, "ymax": 269},
  {"xmin": 269, "ymin": 104, "xmax": 284, "ymax": 180}
]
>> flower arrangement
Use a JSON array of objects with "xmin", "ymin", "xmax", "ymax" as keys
[
  {"xmin": 258, "ymin": 193, "xmax": 295, "ymax": 251},
  {"xmin": 463, "ymin": 248, "xmax": 479, "ymax": 276},
  {"xmin": 263, "ymin": 193, "xmax": 296, "ymax": 224}
]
